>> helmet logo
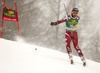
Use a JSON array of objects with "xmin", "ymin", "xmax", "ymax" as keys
[{"xmin": 72, "ymin": 8, "xmax": 79, "ymax": 12}]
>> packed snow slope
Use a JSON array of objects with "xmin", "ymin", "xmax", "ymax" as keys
[{"xmin": 0, "ymin": 38, "xmax": 100, "ymax": 73}]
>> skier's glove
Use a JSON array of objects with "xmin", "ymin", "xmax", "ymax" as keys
[{"xmin": 50, "ymin": 22, "xmax": 57, "ymax": 26}]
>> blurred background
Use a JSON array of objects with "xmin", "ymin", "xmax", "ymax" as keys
[{"xmin": 0, "ymin": 0, "xmax": 100, "ymax": 62}]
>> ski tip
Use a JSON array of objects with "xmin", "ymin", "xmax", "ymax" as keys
[
  {"xmin": 83, "ymin": 62, "xmax": 86, "ymax": 67},
  {"xmin": 70, "ymin": 60, "xmax": 74, "ymax": 64}
]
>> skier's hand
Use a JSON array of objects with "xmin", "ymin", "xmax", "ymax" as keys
[{"xmin": 50, "ymin": 22, "xmax": 57, "ymax": 26}]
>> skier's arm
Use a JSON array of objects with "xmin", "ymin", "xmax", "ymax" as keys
[
  {"xmin": 56, "ymin": 16, "xmax": 68, "ymax": 24},
  {"xmin": 50, "ymin": 16, "xmax": 68, "ymax": 26}
]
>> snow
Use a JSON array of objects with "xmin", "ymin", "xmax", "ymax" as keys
[
  {"xmin": 0, "ymin": 38, "xmax": 100, "ymax": 73},
  {"xmin": 92, "ymin": 0, "xmax": 100, "ymax": 15}
]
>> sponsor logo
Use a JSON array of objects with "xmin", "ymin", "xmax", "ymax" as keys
[
  {"xmin": 68, "ymin": 22, "xmax": 78, "ymax": 24},
  {"xmin": 8, "ymin": 11, "xmax": 14, "ymax": 14},
  {"xmin": 68, "ymin": 20, "xmax": 78, "ymax": 24},
  {"xmin": 4, "ymin": 9, "xmax": 16, "ymax": 18},
  {"xmin": 72, "ymin": 20, "xmax": 76, "ymax": 22}
]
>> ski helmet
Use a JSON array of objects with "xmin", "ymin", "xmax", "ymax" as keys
[{"xmin": 72, "ymin": 8, "xmax": 79, "ymax": 12}]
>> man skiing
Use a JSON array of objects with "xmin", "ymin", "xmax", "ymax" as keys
[{"xmin": 50, "ymin": 8, "xmax": 86, "ymax": 66}]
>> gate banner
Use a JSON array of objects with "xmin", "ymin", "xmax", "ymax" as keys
[{"xmin": 2, "ymin": 7, "xmax": 18, "ymax": 21}]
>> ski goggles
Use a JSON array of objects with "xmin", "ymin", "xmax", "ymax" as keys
[{"xmin": 72, "ymin": 11, "xmax": 78, "ymax": 15}]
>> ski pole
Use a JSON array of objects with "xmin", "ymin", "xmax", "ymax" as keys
[
  {"xmin": 63, "ymin": 3, "xmax": 68, "ymax": 16},
  {"xmin": 38, "ymin": 27, "xmax": 52, "ymax": 46}
]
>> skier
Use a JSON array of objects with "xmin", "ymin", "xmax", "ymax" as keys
[{"xmin": 50, "ymin": 8, "xmax": 86, "ymax": 66}]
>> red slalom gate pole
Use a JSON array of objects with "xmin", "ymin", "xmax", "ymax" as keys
[
  {"xmin": 15, "ymin": 2, "xmax": 17, "ymax": 11},
  {"xmin": 3, "ymin": 0, "xmax": 5, "ymax": 7},
  {"xmin": 1, "ymin": 19, "xmax": 4, "ymax": 38},
  {"xmin": 15, "ymin": 2, "xmax": 20, "ymax": 37},
  {"xmin": 1, "ymin": 0, "xmax": 5, "ymax": 38},
  {"xmin": 17, "ymin": 21, "xmax": 20, "ymax": 37}
]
